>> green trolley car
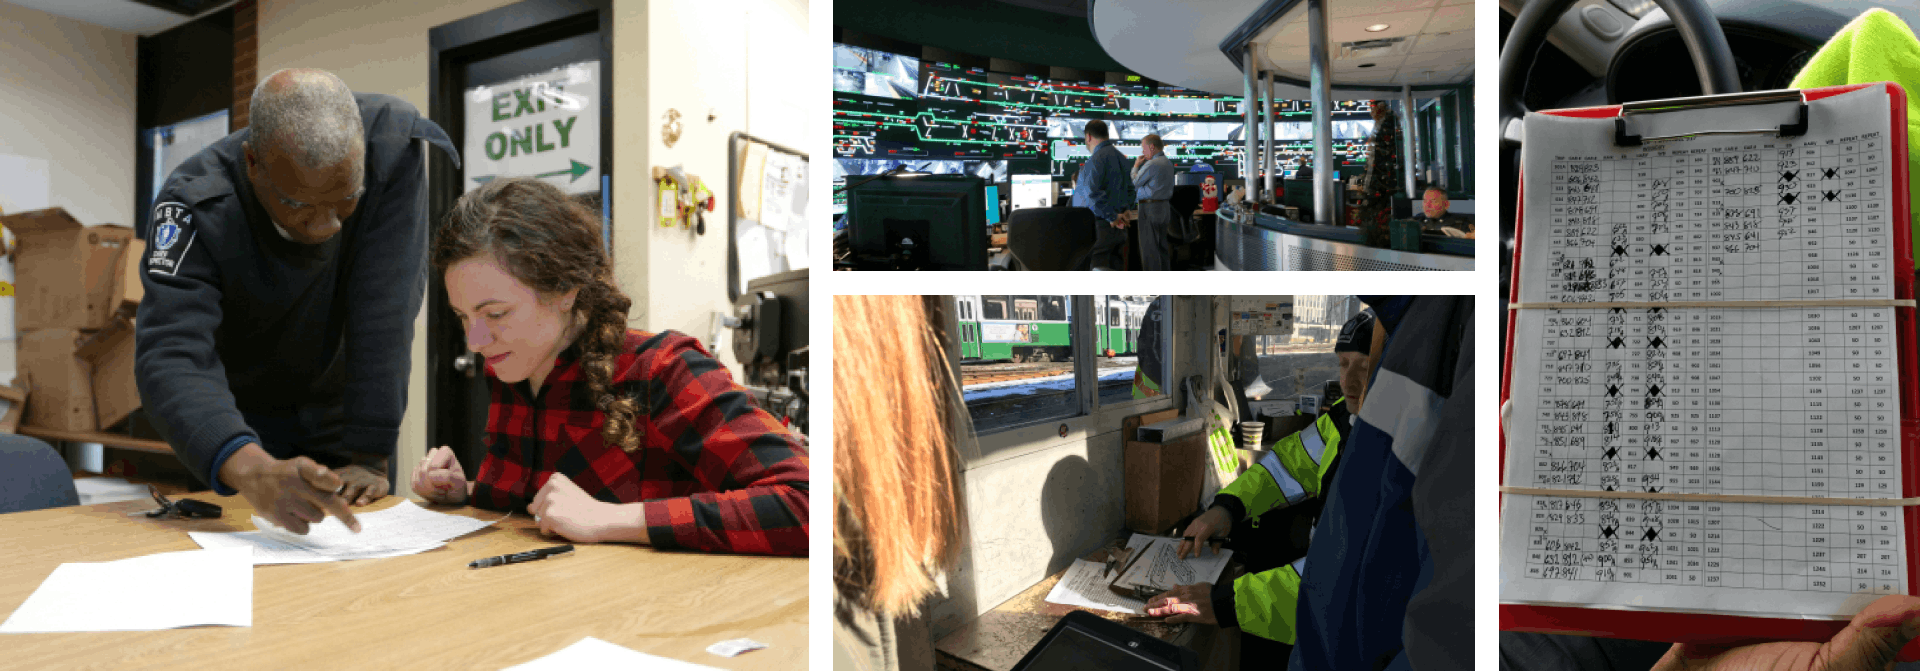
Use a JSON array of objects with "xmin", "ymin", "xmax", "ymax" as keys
[{"xmin": 955, "ymin": 295, "xmax": 1151, "ymax": 363}]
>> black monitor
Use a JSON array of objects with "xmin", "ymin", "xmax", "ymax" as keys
[
  {"xmin": 1011, "ymin": 610, "xmax": 1198, "ymax": 671},
  {"xmin": 845, "ymin": 175, "xmax": 990, "ymax": 270}
]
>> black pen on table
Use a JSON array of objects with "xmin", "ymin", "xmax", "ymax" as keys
[{"xmin": 469, "ymin": 544, "xmax": 575, "ymax": 569}]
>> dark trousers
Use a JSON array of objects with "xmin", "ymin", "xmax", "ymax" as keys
[
  {"xmin": 1242, "ymin": 632, "xmax": 1292, "ymax": 671},
  {"xmin": 1088, "ymin": 216, "xmax": 1128, "ymax": 270},
  {"xmin": 1138, "ymin": 200, "xmax": 1173, "ymax": 271},
  {"xmin": 1497, "ymin": 632, "xmax": 1671, "ymax": 671}
]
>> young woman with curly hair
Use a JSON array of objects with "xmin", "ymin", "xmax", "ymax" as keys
[{"xmin": 409, "ymin": 177, "xmax": 808, "ymax": 556}]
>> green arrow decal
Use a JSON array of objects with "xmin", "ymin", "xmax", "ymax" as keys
[{"xmin": 471, "ymin": 159, "xmax": 593, "ymax": 185}]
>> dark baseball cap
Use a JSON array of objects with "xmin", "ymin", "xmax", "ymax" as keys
[{"xmin": 1335, "ymin": 309, "xmax": 1376, "ymax": 354}]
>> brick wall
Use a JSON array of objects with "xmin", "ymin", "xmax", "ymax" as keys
[{"xmin": 231, "ymin": 0, "xmax": 256, "ymax": 132}]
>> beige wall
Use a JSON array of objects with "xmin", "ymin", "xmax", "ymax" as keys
[
  {"xmin": 0, "ymin": 2, "xmax": 138, "ymax": 386},
  {"xmin": 0, "ymin": 2, "xmax": 138, "ymax": 226},
  {"xmin": 257, "ymin": 0, "xmax": 810, "ymax": 489},
  {"xmin": 617, "ymin": 0, "xmax": 810, "ymax": 353}
]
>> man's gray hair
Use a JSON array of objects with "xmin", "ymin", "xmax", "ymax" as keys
[{"xmin": 249, "ymin": 68, "xmax": 363, "ymax": 169}]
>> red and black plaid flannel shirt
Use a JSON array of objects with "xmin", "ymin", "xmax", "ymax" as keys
[{"xmin": 469, "ymin": 330, "xmax": 809, "ymax": 556}]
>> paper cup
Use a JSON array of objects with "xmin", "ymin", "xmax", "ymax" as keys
[{"xmin": 1239, "ymin": 421, "xmax": 1266, "ymax": 450}]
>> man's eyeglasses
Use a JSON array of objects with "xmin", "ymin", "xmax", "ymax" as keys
[{"xmin": 128, "ymin": 484, "xmax": 222, "ymax": 519}]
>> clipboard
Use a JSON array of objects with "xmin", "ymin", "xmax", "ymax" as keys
[
  {"xmin": 1105, "ymin": 534, "xmax": 1175, "ymax": 599},
  {"xmin": 1499, "ymin": 82, "xmax": 1920, "ymax": 646}
]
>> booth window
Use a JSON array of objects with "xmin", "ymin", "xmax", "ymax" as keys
[
  {"xmin": 960, "ymin": 295, "xmax": 1169, "ymax": 434},
  {"xmin": 961, "ymin": 294, "xmax": 1079, "ymax": 434},
  {"xmin": 1102, "ymin": 295, "xmax": 1166, "ymax": 407}
]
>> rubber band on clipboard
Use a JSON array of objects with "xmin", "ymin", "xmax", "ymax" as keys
[
  {"xmin": 1508, "ymin": 299, "xmax": 1917, "ymax": 310},
  {"xmin": 1499, "ymin": 485, "xmax": 1920, "ymax": 506}
]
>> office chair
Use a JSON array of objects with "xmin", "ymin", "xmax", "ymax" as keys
[
  {"xmin": 1007, "ymin": 207, "xmax": 1098, "ymax": 271},
  {"xmin": 0, "ymin": 434, "xmax": 78, "ymax": 513}
]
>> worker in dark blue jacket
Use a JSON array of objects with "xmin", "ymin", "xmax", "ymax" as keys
[
  {"xmin": 1282, "ymin": 295, "xmax": 1473, "ymax": 670},
  {"xmin": 136, "ymin": 68, "xmax": 458, "ymax": 534}
]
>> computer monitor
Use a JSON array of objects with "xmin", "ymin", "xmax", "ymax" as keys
[
  {"xmin": 844, "ymin": 175, "xmax": 990, "ymax": 270},
  {"xmin": 1012, "ymin": 174, "xmax": 1052, "ymax": 210},
  {"xmin": 984, "ymin": 184, "xmax": 1002, "ymax": 225}
]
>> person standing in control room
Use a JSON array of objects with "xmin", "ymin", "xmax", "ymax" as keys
[
  {"xmin": 1353, "ymin": 100, "xmax": 1403, "ymax": 247},
  {"xmin": 135, "ymin": 68, "xmax": 459, "ymax": 534},
  {"xmin": 1071, "ymin": 119, "xmax": 1135, "ymax": 271},
  {"xmin": 1128, "ymin": 134, "xmax": 1176, "ymax": 272}
]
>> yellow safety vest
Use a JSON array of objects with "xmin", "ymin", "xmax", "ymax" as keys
[{"xmin": 1216, "ymin": 400, "xmax": 1346, "ymax": 644}]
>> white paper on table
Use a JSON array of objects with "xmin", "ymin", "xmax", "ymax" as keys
[
  {"xmin": 1115, "ymin": 533, "xmax": 1233, "ymax": 591},
  {"xmin": 187, "ymin": 529, "xmax": 439, "ymax": 565},
  {"xmin": 0, "ymin": 547, "xmax": 252, "ymax": 633},
  {"xmin": 71, "ymin": 476, "xmax": 153, "ymax": 505},
  {"xmin": 1503, "ymin": 85, "xmax": 1907, "ymax": 620},
  {"xmin": 503, "ymin": 636, "xmax": 722, "ymax": 670},
  {"xmin": 1043, "ymin": 559, "xmax": 1146, "ymax": 614},
  {"xmin": 189, "ymin": 500, "xmax": 502, "ymax": 565}
]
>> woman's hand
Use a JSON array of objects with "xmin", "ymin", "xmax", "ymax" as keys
[
  {"xmin": 1651, "ymin": 595, "xmax": 1920, "ymax": 670},
  {"xmin": 529, "ymin": 474, "xmax": 646, "ymax": 544},
  {"xmin": 409, "ymin": 446, "xmax": 468, "ymax": 505}
]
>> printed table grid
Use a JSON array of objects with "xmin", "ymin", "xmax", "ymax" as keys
[
  {"xmin": 1521, "ymin": 497, "xmax": 1902, "ymax": 594},
  {"xmin": 1509, "ymin": 89, "xmax": 1907, "ymax": 618},
  {"xmin": 1544, "ymin": 137, "xmax": 1891, "ymax": 304},
  {"xmin": 1531, "ymin": 307, "xmax": 1898, "ymax": 498}
]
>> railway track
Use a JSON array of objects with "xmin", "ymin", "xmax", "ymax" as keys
[{"xmin": 961, "ymin": 359, "xmax": 1136, "ymax": 386}]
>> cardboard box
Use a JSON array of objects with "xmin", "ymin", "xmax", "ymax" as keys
[
  {"xmin": 19, "ymin": 329, "xmax": 96, "ymax": 432},
  {"xmin": 1124, "ymin": 408, "xmax": 1209, "ymax": 535},
  {"xmin": 78, "ymin": 319, "xmax": 138, "ymax": 430},
  {"xmin": 114, "ymin": 238, "xmax": 145, "ymax": 318},
  {"xmin": 0, "ymin": 381, "xmax": 27, "ymax": 434},
  {"xmin": 1, "ymin": 208, "xmax": 137, "ymax": 331}
]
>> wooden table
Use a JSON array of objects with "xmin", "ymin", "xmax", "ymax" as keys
[{"xmin": 0, "ymin": 495, "xmax": 807, "ymax": 669}]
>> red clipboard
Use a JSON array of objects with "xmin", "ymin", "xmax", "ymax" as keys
[{"xmin": 1500, "ymin": 82, "xmax": 1920, "ymax": 646}]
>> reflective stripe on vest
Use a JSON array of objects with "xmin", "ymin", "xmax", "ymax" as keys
[
  {"xmin": 1299, "ymin": 424, "xmax": 1327, "ymax": 467},
  {"xmin": 1131, "ymin": 366, "xmax": 1162, "ymax": 399},
  {"xmin": 1257, "ymin": 448, "xmax": 1309, "ymax": 505}
]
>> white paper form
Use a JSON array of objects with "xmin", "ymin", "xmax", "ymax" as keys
[
  {"xmin": 504, "ymin": 636, "xmax": 722, "ymax": 670},
  {"xmin": 1043, "ymin": 559, "xmax": 1148, "ymax": 614},
  {"xmin": 1502, "ymin": 86, "xmax": 1906, "ymax": 620},
  {"xmin": 0, "ymin": 547, "xmax": 252, "ymax": 633},
  {"xmin": 189, "ymin": 500, "xmax": 503, "ymax": 565},
  {"xmin": 1115, "ymin": 534, "xmax": 1233, "ymax": 591}
]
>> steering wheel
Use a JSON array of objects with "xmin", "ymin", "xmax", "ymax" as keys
[{"xmin": 1499, "ymin": 0, "xmax": 1742, "ymax": 151}]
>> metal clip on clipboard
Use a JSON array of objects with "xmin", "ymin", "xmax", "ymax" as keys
[
  {"xmin": 1613, "ymin": 89, "xmax": 1812, "ymax": 147},
  {"xmin": 1106, "ymin": 543, "xmax": 1169, "ymax": 602}
]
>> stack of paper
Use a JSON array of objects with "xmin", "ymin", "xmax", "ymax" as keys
[
  {"xmin": 1112, "ymin": 533, "xmax": 1233, "ymax": 592},
  {"xmin": 189, "ymin": 500, "xmax": 501, "ymax": 565},
  {"xmin": 1045, "ymin": 560, "xmax": 1149, "ymax": 614},
  {"xmin": 1042, "ymin": 535, "xmax": 1234, "ymax": 615},
  {"xmin": 0, "ymin": 547, "xmax": 253, "ymax": 633}
]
